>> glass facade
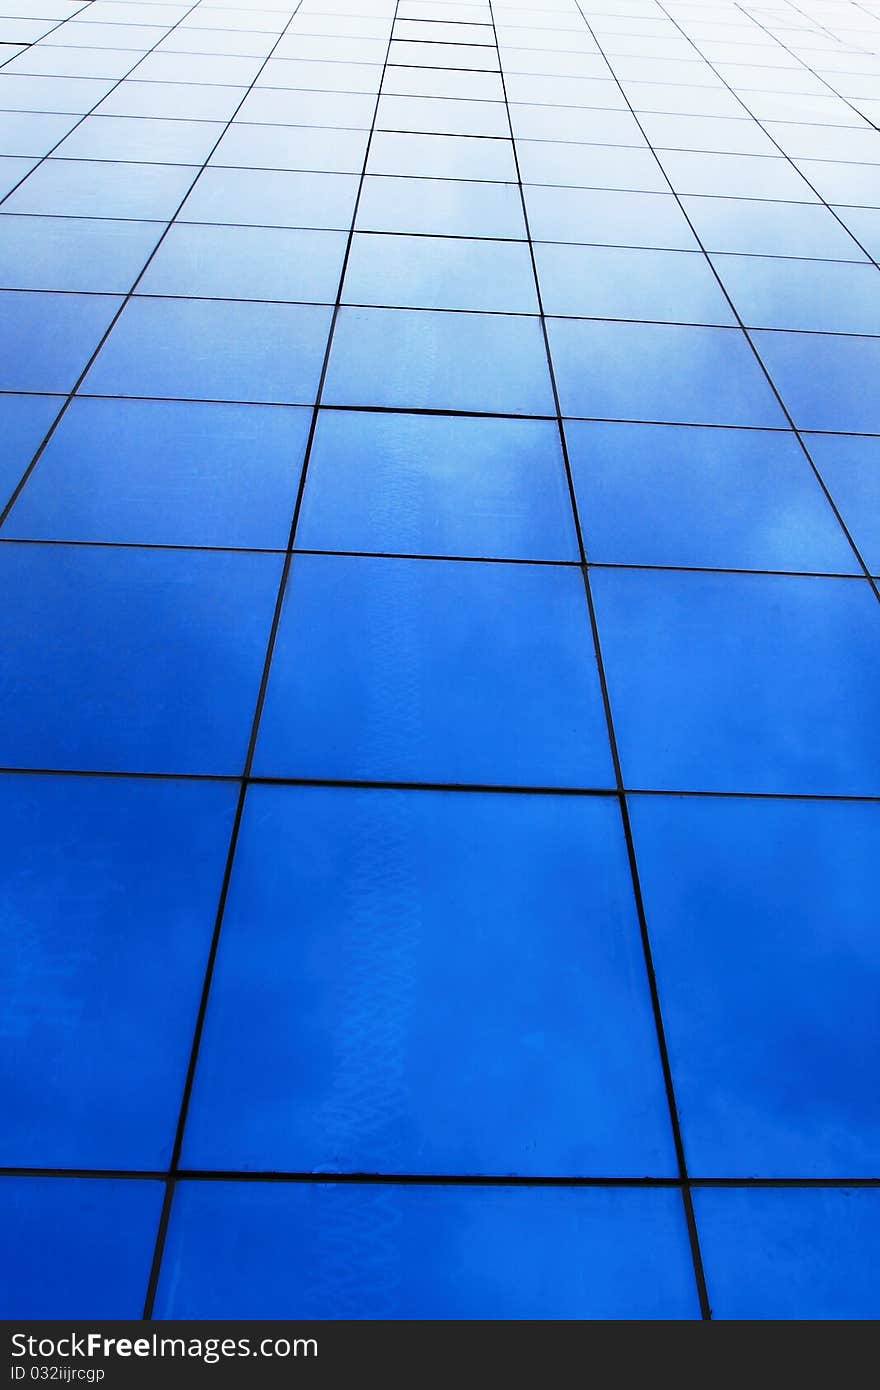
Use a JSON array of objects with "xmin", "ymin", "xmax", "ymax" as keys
[{"xmin": 1, "ymin": 0, "xmax": 879, "ymax": 1322}]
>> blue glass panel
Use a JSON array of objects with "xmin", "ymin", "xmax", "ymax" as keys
[
  {"xmin": 83, "ymin": 298, "xmax": 332, "ymax": 404},
  {"xmin": 833, "ymin": 204, "xmax": 880, "ymax": 261},
  {"xmin": 342, "ymin": 232, "xmax": 538, "ymax": 312},
  {"xmin": 137, "ymin": 225, "xmax": 348, "ymax": 303},
  {"xmin": 524, "ymin": 185, "xmax": 698, "ymax": 249},
  {"xmin": 237, "ymin": 88, "xmax": 375, "ymax": 129},
  {"xmin": 567, "ymin": 420, "xmax": 856, "ymax": 572},
  {"xmin": 0, "ymin": 774, "xmax": 236, "ymax": 1167},
  {"xmin": 323, "ymin": 307, "xmax": 555, "ymax": 415},
  {"xmin": 696, "ymin": 1189, "xmax": 880, "ymax": 1320},
  {"xmin": 377, "ymin": 93, "xmax": 509, "ymax": 137},
  {"xmin": 753, "ymin": 329, "xmax": 880, "ymax": 433},
  {"xmin": 805, "ymin": 433, "xmax": 880, "ymax": 576},
  {"xmin": 261, "ymin": 57, "xmax": 384, "ymax": 93},
  {"xmin": 659, "ymin": 149, "xmax": 817, "ymax": 201},
  {"xmin": 0, "ymin": 214, "xmax": 162, "ymax": 293},
  {"xmin": 508, "ymin": 73, "xmax": 626, "ymax": 109},
  {"xmin": 511, "ymin": 103, "xmax": 644, "ymax": 145},
  {"xmin": 54, "ymin": 114, "xmax": 224, "ymax": 163},
  {"xmin": 641, "ymin": 111, "xmax": 776, "ymax": 156},
  {"xmin": 356, "ymin": 175, "xmax": 526, "ymax": 237},
  {"xmin": 769, "ymin": 123, "xmax": 880, "ymax": 163},
  {"xmin": 367, "ymin": 130, "xmax": 517, "ymax": 181},
  {"xmin": 0, "ymin": 289, "xmax": 121, "ymax": 393},
  {"xmin": 1, "ymin": 1178, "xmax": 162, "ymax": 1318},
  {"xmin": 136, "ymin": 53, "xmax": 262, "ymax": 85},
  {"xmin": 714, "ymin": 254, "xmax": 880, "ymax": 335},
  {"xmin": 794, "ymin": 158, "xmax": 880, "ymax": 207},
  {"xmin": 0, "ymin": 543, "xmax": 282, "ymax": 773},
  {"xmin": 8, "ymin": 46, "xmax": 134, "ymax": 80},
  {"xmin": 630, "ymin": 795, "xmax": 880, "ymax": 1175},
  {"xmin": 211, "ymin": 123, "xmax": 370, "ymax": 174},
  {"xmin": 548, "ymin": 318, "xmax": 785, "ymax": 427},
  {"xmin": 185, "ymin": 785, "xmax": 674, "ymax": 1175},
  {"xmin": 516, "ymin": 139, "xmax": 667, "ymax": 191},
  {"xmin": 254, "ymin": 555, "xmax": 614, "ymax": 786},
  {"xmin": 388, "ymin": 39, "xmax": 497, "ymax": 71},
  {"xmin": 2, "ymin": 157, "xmax": 198, "ymax": 218},
  {"xmin": 178, "ymin": 167, "xmax": 360, "ymax": 229},
  {"xmin": 386, "ymin": 67, "xmax": 501, "ymax": 101},
  {"xmin": 3, "ymin": 398, "xmax": 311, "ymax": 548},
  {"xmin": 156, "ymin": 1182, "xmax": 699, "ymax": 1319},
  {"xmin": 298, "ymin": 409, "xmax": 578, "ymax": 560},
  {"xmin": 0, "ymin": 392, "xmax": 62, "ymax": 505},
  {"xmin": 593, "ymin": 569, "xmax": 880, "ymax": 795},
  {"xmin": 0, "ymin": 110, "xmax": 80, "ymax": 156},
  {"xmin": 682, "ymin": 194, "xmax": 868, "ymax": 260},
  {"xmin": 535, "ymin": 244, "xmax": 734, "ymax": 324},
  {"xmin": 0, "ymin": 75, "xmax": 115, "ymax": 114},
  {"xmin": 99, "ymin": 79, "xmax": 248, "ymax": 122}
]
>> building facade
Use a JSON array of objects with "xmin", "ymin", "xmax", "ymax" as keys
[{"xmin": 1, "ymin": 0, "xmax": 879, "ymax": 1320}]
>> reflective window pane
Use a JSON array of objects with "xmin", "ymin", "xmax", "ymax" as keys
[
  {"xmin": 254, "ymin": 555, "xmax": 614, "ymax": 786},
  {"xmin": 185, "ymin": 785, "xmax": 674, "ymax": 1175},
  {"xmin": 156, "ymin": 1182, "xmax": 699, "ymax": 1319}
]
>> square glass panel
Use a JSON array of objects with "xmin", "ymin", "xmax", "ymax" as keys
[
  {"xmin": 367, "ymin": 130, "xmax": 517, "ymax": 180},
  {"xmin": 713, "ymin": 254, "xmax": 880, "ymax": 336},
  {"xmin": 2, "ymin": 157, "xmax": 198, "ymax": 219},
  {"xmin": 0, "ymin": 110, "xmax": 80, "ymax": 156},
  {"xmin": 184, "ymin": 784, "xmax": 674, "ymax": 1175},
  {"xmin": 83, "ymin": 297, "xmax": 332, "ymax": 404},
  {"xmin": 342, "ymin": 232, "xmax": 538, "ymax": 313},
  {"xmin": 1, "ymin": 1179, "xmax": 162, "ymax": 1319},
  {"xmin": 0, "ymin": 774, "xmax": 237, "ymax": 1167},
  {"xmin": 682, "ymin": 195, "xmax": 867, "ymax": 260},
  {"xmin": 695, "ymin": 1189, "xmax": 880, "ymax": 1320},
  {"xmin": 0, "ymin": 214, "xmax": 162, "ymax": 293},
  {"xmin": 525, "ymin": 185, "xmax": 697, "ymax": 249},
  {"xmin": 0, "ymin": 542, "xmax": 283, "ymax": 774},
  {"xmin": 548, "ymin": 318, "xmax": 785, "ymax": 427},
  {"xmin": 631, "ymin": 795, "xmax": 880, "ymax": 1175},
  {"xmin": 254, "ymin": 554, "xmax": 614, "ymax": 786},
  {"xmin": 324, "ymin": 307, "xmax": 554, "ymax": 415},
  {"xmin": 356, "ymin": 174, "xmax": 526, "ymax": 237},
  {"xmin": 3, "ymin": 398, "xmax": 311, "ymax": 549},
  {"xmin": 156, "ymin": 1182, "xmax": 698, "ymax": 1319},
  {"xmin": 567, "ymin": 420, "xmax": 856, "ymax": 572},
  {"xmin": 178, "ymin": 167, "xmax": 360, "ymax": 229},
  {"xmin": 376, "ymin": 93, "xmax": 510, "ymax": 137},
  {"xmin": 832, "ymin": 205, "xmax": 880, "ymax": 261},
  {"xmin": 753, "ymin": 329, "xmax": 880, "ymax": 433},
  {"xmin": 138, "ymin": 224, "xmax": 348, "ymax": 303},
  {"xmin": 658, "ymin": 150, "xmax": 818, "ymax": 201},
  {"xmin": 516, "ymin": 140, "xmax": 667, "ymax": 191},
  {"xmin": 593, "ymin": 568, "xmax": 880, "ymax": 795},
  {"xmin": 236, "ymin": 88, "xmax": 376, "ymax": 128},
  {"xmin": 0, "ymin": 289, "xmax": 122, "ymax": 393},
  {"xmin": 298, "ymin": 409, "xmax": 578, "ymax": 560},
  {"xmin": 794, "ymin": 159, "xmax": 880, "ymax": 207},
  {"xmin": 210, "ymin": 123, "xmax": 370, "ymax": 174},
  {"xmin": 53, "ymin": 114, "xmax": 225, "ymax": 164},
  {"xmin": 535, "ymin": 244, "xmax": 734, "ymax": 325},
  {"xmin": 0, "ymin": 74, "xmax": 116, "ymax": 113},
  {"xmin": 96, "ymin": 79, "xmax": 247, "ymax": 121}
]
